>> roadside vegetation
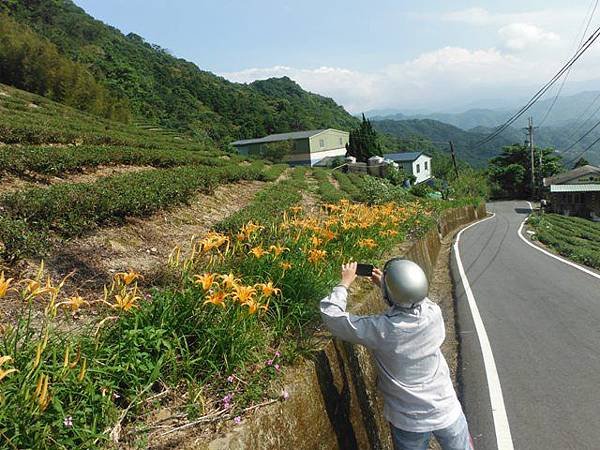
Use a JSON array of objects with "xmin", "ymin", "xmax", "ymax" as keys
[
  {"xmin": 0, "ymin": 173, "xmax": 464, "ymax": 447},
  {"xmin": 528, "ymin": 213, "xmax": 600, "ymax": 269}
]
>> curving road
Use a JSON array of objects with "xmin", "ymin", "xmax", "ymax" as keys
[{"xmin": 452, "ymin": 200, "xmax": 600, "ymax": 450}]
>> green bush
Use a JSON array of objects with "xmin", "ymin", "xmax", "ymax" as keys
[
  {"xmin": 0, "ymin": 145, "xmax": 232, "ymax": 177},
  {"xmin": 529, "ymin": 213, "xmax": 600, "ymax": 269},
  {"xmin": 409, "ymin": 183, "xmax": 433, "ymax": 198}
]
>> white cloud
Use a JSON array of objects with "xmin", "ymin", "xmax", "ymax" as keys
[
  {"xmin": 498, "ymin": 23, "xmax": 561, "ymax": 50},
  {"xmin": 440, "ymin": 7, "xmax": 584, "ymax": 29},
  {"xmin": 222, "ymin": 7, "xmax": 600, "ymax": 113},
  {"xmin": 222, "ymin": 47, "xmax": 535, "ymax": 113}
]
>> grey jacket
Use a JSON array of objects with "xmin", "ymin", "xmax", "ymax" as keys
[{"xmin": 319, "ymin": 285, "xmax": 462, "ymax": 432}]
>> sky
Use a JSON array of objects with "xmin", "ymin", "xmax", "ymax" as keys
[{"xmin": 74, "ymin": 0, "xmax": 600, "ymax": 114}]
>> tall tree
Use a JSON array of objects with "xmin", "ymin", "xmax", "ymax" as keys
[
  {"xmin": 573, "ymin": 157, "xmax": 590, "ymax": 169},
  {"xmin": 488, "ymin": 144, "xmax": 563, "ymax": 198},
  {"xmin": 346, "ymin": 114, "xmax": 382, "ymax": 161}
]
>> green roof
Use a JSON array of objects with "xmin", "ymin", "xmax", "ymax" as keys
[{"xmin": 231, "ymin": 129, "xmax": 336, "ymax": 146}]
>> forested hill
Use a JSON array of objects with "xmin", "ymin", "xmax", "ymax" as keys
[
  {"xmin": 373, "ymin": 118, "xmax": 600, "ymax": 167},
  {"xmin": 372, "ymin": 119, "xmax": 515, "ymax": 167},
  {"xmin": 0, "ymin": 1, "xmax": 358, "ymax": 146}
]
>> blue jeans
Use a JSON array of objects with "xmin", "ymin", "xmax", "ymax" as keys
[{"xmin": 391, "ymin": 412, "xmax": 474, "ymax": 450}]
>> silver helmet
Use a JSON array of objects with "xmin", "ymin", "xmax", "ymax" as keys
[{"xmin": 383, "ymin": 259, "xmax": 429, "ymax": 307}]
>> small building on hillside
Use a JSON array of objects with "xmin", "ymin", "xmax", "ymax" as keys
[
  {"xmin": 231, "ymin": 129, "xmax": 349, "ymax": 166},
  {"xmin": 543, "ymin": 165, "xmax": 600, "ymax": 221},
  {"xmin": 384, "ymin": 152, "xmax": 432, "ymax": 184}
]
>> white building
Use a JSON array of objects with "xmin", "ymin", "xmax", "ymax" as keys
[
  {"xmin": 384, "ymin": 152, "xmax": 432, "ymax": 184},
  {"xmin": 231, "ymin": 129, "xmax": 349, "ymax": 166}
]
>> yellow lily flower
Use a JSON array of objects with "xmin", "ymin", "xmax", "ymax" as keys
[
  {"xmin": 115, "ymin": 269, "xmax": 142, "ymax": 286},
  {"xmin": 35, "ymin": 373, "xmax": 50, "ymax": 412},
  {"xmin": 307, "ymin": 249, "xmax": 327, "ymax": 264},
  {"xmin": 256, "ymin": 281, "xmax": 281, "ymax": 298},
  {"xmin": 249, "ymin": 245, "xmax": 268, "ymax": 259},
  {"xmin": 220, "ymin": 273, "xmax": 239, "ymax": 290},
  {"xmin": 0, "ymin": 272, "xmax": 13, "ymax": 298},
  {"xmin": 310, "ymin": 236, "xmax": 323, "ymax": 247},
  {"xmin": 194, "ymin": 273, "xmax": 216, "ymax": 291},
  {"xmin": 232, "ymin": 285, "xmax": 256, "ymax": 304},
  {"xmin": 0, "ymin": 356, "xmax": 17, "ymax": 382},
  {"xmin": 358, "ymin": 238, "xmax": 378, "ymax": 249},
  {"xmin": 280, "ymin": 261, "xmax": 292, "ymax": 271},
  {"xmin": 57, "ymin": 296, "xmax": 88, "ymax": 312},
  {"xmin": 113, "ymin": 291, "xmax": 140, "ymax": 311},
  {"xmin": 203, "ymin": 291, "xmax": 227, "ymax": 308},
  {"xmin": 269, "ymin": 245, "xmax": 289, "ymax": 257}
]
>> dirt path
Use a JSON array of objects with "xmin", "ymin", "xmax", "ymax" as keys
[{"xmin": 15, "ymin": 180, "xmax": 267, "ymax": 295}]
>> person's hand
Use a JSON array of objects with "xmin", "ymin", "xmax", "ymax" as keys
[
  {"xmin": 340, "ymin": 262, "xmax": 357, "ymax": 289},
  {"xmin": 371, "ymin": 268, "xmax": 383, "ymax": 288}
]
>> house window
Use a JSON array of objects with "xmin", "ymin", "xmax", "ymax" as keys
[
  {"xmin": 319, "ymin": 139, "xmax": 325, "ymax": 148},
  {"xmin": 425, "ymin": 161, "xmax": 428, "ymax": 171},
  {"xmin": 339, "ymin": 137, "xmax": 343, "ymax": 146},
  {"xmin": 416, "ymin": 164, "xmax": 420, "ymax": 174}
]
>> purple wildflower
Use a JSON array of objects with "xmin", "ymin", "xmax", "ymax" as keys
[
  {"xmin": 274, "ymin": 364, "xmax": 281, "ymax": 371},
  {"xmin": 266, "ymin": 359, "xmax": 273, "ymax": 366},
  {"xmin": 222, "ymin": 393, "xmax": 234, "ymax": 409},
  {"xmin": 281, "ymin": 389, "xmax": 289, "ymax": 400},
  {"xmin": 275, "ymin": 351, "xmax": 281, "ymax": 358},
  {"xmin": 227, "ymin": 375, "xmax": 235, "ymax": 383},
  {"xmin": 234, "ymin": 416, "xmax": 242, "ymax": 424}
]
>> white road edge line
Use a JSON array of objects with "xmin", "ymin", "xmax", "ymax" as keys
[
  {"xmin": 454, "ymin": 212, "xmax": 515, "ymax": 450},
  {"xmin": 519, "ymin": 201, "xmax": 600, "ymax": 281}
]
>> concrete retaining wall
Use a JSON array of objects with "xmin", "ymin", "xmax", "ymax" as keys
[{"xmin": 198, "ymin": 203, "xmax": 486, "ymax": 450}]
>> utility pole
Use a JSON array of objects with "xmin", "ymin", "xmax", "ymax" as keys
[
  {"xmin": 449, "ymin": 141, "xmax": 459, "ymax": 178},
  {"xmin": 526, "ymin": 117, "xmax": 536, "ymax": 199}
]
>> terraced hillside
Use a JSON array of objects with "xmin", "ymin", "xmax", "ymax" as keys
[
  {"xmin": 0, "ymin": 82, "xmax": 286, "ymax": 265},
  {"xmin": 0, "ymin": 79, "xmax": 484, "ymax": 448}
]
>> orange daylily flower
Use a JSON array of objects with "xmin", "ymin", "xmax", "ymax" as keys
[
  {"xmin": 220, "ymin": 273, "xmax": 239, "ymax": 290},
  {"xmin": 113, "ymin": 291, "xmax": 140, "ymax": 311},
  {"xmin": 269, "ymin": 244, "xmax": 289, "ymax": 257},
  {"xmin": 35, "ymin": 373, "xmax": 50, "ymax": 411},
  {"xmin": 257, "ymin": 281, "xmax": 281, "ymax": 298},
  {"xmin": 307, "ymin": 249, "xmax": 327, "ymax": 264},
  {"xmin": 194, "ymin": 273, "xmax": 216, "ymax": 291},
  {"xmin": 0, "ymin": 356, "xmax": 17, "ymax": 382},
  {"xmin": 0, "ymin": 272, "xmax": 13, "ymax": 298},
  {"xmin": 280, "ymin": 261, "xmax": 292, "ymax": 271},
  {"xmin": 115, "ymin": 270, "xmax": 143, "ymax": 285},
  {"xmin": 203, "ymin": 291, "xmax": 227, "ymax": 308},
  {"xmin": 310, "ymin": 236, "xmax": 322, "ymax": 247},
  {"xmin": 249, "ymin": 245, "xmax": 268, "ymax": 259},
  {"xmin": 232, "ymin": 285, "xmax": 256, "ymax": 304},
  {"xmin": 358, "ymin": 238, "xmax": 378, "ymax": 249},
  {"xmin": 57, "ymin": 296, "xmax": 88, "ymax": 312}
]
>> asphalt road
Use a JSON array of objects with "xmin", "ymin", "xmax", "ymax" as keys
[{"xmin": 452, "ymin": 200, "xmax": 600, "ymax": 450}]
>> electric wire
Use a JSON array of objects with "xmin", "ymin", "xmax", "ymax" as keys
[
  {"xmin": 468, "ymin": 24, "xmax": 600, "ymax": 152},
  {"xmin": 537, "ymin": 0, "xmax": 599, "ymax": 127}
]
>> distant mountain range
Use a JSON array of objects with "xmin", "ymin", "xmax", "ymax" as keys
[
  {"xmin": 365, "ymin": 91, "xmax": 600, "ymax": 167},
  {"xmin": 372, "ymin": 118, "xmax": 600, "ymax": 168},
  {"xmin": 365, "ymin": 91, "xmax": 600, "ymax": 130}
]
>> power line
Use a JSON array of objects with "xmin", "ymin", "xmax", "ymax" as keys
[
  {"xmin": 537, "ymin": 0, "xmax": 599, "ymax": 127},
  {"xmin": 564, "ymin": 91, "xmax": 600, "ymax": 139},
  {"xmin": 468, "ymin": 24, "xmax": 600, "ymax": 152},
  {"xmin": 563, "ymin": 115, "xmax": 600, "ymax": 154},
  {"xmin": 564, "ymin": 132, "xmax": 600, "ymax": 165}
]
